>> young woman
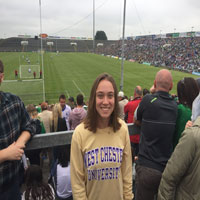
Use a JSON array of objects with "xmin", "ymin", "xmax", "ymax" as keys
[
  {"xmin": 173, "ymin": 77, "xmax": 199, "ymax": 148},
  {"xmin": 70, "ymin": 73, "xmax": 133, "ymax": 200},
  {"xmin": 50, "ymin": 103, "xmax": 68, "ymax": 167},
  {"xmin": 51, "ymin": 145, "xmax": 73, "ymax": 200},
  {"xmin": 51, "ymin": 103, "xmax": 67, "ymax": 133},
  {"xmin": 22, "ymin": 165, "xmax": 55, "ymax": 200}
]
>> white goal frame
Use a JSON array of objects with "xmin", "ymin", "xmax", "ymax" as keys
[{"xmin": 19, "ymin": 65, "xmax": 40, "ymax": 79}]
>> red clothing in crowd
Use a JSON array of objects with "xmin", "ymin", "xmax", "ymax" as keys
[
  {"xmin": 124, "ymin": 97, "xmax": 142, "ymax": 123},
  {"xmin": 124, "ymin": 97, "xmax": 142, "ymax": 143}
]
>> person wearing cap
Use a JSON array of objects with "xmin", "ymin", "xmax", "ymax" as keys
[
  {"xmin": 118, "ymin": 91, "xmax": 128, "ymax": 120},
  {"xmin": 38, "ymin": 102, "xmax": 52, "ymax": 133}
]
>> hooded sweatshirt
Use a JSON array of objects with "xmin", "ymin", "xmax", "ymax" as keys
[{"xmin": 69, "ymin": 107, "xmax": 87, "ymax": 130}]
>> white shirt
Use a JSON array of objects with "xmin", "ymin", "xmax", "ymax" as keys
[
  {"xmin": 62, "ymin": 104, "xmax": 71, "ymax": 130},
  {"xmin": 56, "ymin": 163, "xmax": 72, "ymax": 199}
]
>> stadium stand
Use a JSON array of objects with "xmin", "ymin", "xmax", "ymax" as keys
[
  {"xmin": 104, "ymin": 36, "xmax": 200, "ymax": 73},
  {"xmin": 1, "ymin": 36, "xmax": 200, "ymax": 73}
]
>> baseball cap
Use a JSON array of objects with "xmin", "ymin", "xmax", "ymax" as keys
[{"xmin": 118, "ymin": 91, "xmax": 124, "ymax": 98}]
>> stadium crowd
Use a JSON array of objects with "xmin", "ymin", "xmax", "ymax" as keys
[
  {"xmin": 1, "ymin": 57, "xmax": 200, "ymax": 200},
  {"xmin": 104, "ymin": 36, "xmax": 200, "ymax": 73}
]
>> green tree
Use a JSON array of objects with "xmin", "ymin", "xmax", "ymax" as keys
[{"xmin": 95, "ymin": 31, "xmax": 108, "ymax": 40}]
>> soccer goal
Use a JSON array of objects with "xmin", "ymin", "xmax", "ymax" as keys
[{"xmin": 19, "ymin": 65, "xmax": 40, "ymax": 79}]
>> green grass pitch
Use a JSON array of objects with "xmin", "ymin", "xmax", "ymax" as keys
[{"xmin": 0, "ymin": 52, "xmax": 198, "ymax": 105}]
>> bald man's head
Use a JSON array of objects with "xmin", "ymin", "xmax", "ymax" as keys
[
  {"xmin": 134, "ymin": 85, "xmax": 142, "ymax": 97},
  {"xmin": 154, "ymin": 69, "xmax": 173, "ymax": 92}
]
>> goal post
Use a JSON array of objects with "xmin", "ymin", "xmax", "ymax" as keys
[{"xmin": 19, "ymin": 65, "xmax": 40, "ymax": 79}]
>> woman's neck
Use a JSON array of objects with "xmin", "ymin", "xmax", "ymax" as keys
[{"xmin": 97, "ymin": 118, "xmax": 109, "ymax": 129}]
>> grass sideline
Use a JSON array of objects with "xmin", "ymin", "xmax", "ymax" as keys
[{"xmin": 0, "ymin": 52, "xmax": 198, "ymax": 105}]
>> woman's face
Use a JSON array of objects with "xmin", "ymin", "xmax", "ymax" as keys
[{"xmin": 96, "ymin": 79, "xmax": 115, "ymax": 125}]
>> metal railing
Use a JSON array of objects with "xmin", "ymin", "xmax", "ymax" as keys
[{"xmin": 26, "ymin": 123, "xmax": 140, "ymax": 150}]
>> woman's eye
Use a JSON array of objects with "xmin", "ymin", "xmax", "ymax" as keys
[
  {"xmin": 108, "ymin": 94, "xmax": 114, "ymax": 99},
  {"xmin": 97, "ymin": 94, "xmax": 104, "ymax": 99}
]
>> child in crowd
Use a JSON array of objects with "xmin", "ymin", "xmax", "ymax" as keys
[
  {"xmin": 22, "ymin": 165, "xmax": 55, "ymax": 200},
  {"xmin": 50, "ymin": 145, "xmax": 73, "ymax": 200}
]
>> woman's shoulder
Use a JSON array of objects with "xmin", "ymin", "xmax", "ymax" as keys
[
  {"xmin": 117, "ymin": 118, "xmax": 129, "ymax": 133},
  {"xmin": 73, "ymin": 122, "xmax": 90, "ymax": 135},
  {"xmin": 118, "ymin": 118, "xmax": 127, "ymax": 127}
]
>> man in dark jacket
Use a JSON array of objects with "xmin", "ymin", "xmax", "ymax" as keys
[{"xmin": 135, "ymin": 69, "xmax": 178, "ymax": 200}]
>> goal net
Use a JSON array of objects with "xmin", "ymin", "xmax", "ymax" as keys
[{"xmin": 19, "ymin": 65, "xmax": 40, "ymax": 79}]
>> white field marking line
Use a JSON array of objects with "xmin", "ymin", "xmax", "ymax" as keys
[
  {"xmin": 3, "ymin": 80, "xmax": 18, "ymax": 83},
  {"xmin": 22, "ymin": 79, "xmax": 43, "ymax": 82},
  {"xmin": 65, "ymin": 90, "xmax": 70, "ymax": 98},
  {"xmin": 72, "ymin": 80, "xmax": 85, "ymax": 97},
  {"xmin": 4, "ymin": 79, "xmax": 42, "ymax": 83}
]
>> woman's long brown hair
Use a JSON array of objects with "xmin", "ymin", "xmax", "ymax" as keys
[{"xmin": 84, "ymin": 73, "xmax": 121, "ymax": 133}]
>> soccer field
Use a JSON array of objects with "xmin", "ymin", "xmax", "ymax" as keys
[{"xmin": 0, "ymin": 52, "xmax": 198, "ymax": 105}]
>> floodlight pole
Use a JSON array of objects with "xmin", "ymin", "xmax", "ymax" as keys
[
  {"xmin": 93, "ymin": 0, "xmax": 95, "ymax": 53},
  {"xmin": 120, "ymin": 0, "xmax": 126, "ymax": 91},
  {"xmin": 39, "ymin": 0, "xmax": 45, "ymax": 102}
]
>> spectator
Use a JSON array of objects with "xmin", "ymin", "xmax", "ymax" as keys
[
  {"xmin": 59, "ymin": 94, "xmax": 71, "ymax": 130},
  {"xmin": 124, "ymin": 86, "xmax": 142, "ymax": 123},
  {"xmin": 118, "ymin": 91, "xmax": 128, "ymax": 120},
  {"xmin": 22, "ymin": 165, "xmax": 55, "ymax": 200},
  {"xmin": 135, "ymin": 69, "xmax": 178, "ymax": 200},
  {"xmin": 38, "ymin": 102, "xmax": 52, "ymax": 133},
  {"xmin": 173, "ymin": 77, "xmax": 199, "ymax": 148},
  {"xmin": 51, "ymin": 103, "xmax": 67, "ymax": 132},
  {"xmin": 25, "ymin": 104, "xmax": 45, "ymax": 166},
  {"xmin": 26, "ymin": 104, "xmax": 46, "ymax": 134},
  {"xmin": 158, "ymin": 117, "xmax": 200, "ymax": 200},
  {"xmin": 51, "ymin": 145, "xmax": 73, "ymax": 200},
  {"xmin": 68, "ymin": 96, "xmax": 76, "ymax": 110},
  {"xmin": 0, "ymin": 60, "xmax": 36, "ymax": 199},
  {"xmin": 70, "ymin": 73, "xmax": 133, "ymax": 200},
  {"xmin": 38, "ymin": 102, "xmax": 52, "ymax": 167},
  {"xmin": 69, "ymin": 94, "xmax": 87, "ymax": 130},
  {"xmin": 50, "ymin": 103, "xmax": 67, "ymax": 165},
  {"xmin": 104, "ymin": 36, "xmax": 200, "ymax": 73},
  {"xmin": 124, "ymin": 86, "xmax": 142, "ymax": 158}
]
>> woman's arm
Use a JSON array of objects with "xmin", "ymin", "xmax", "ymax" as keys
[
  {"xmin": 70, "ymin": 130, "xmax": 88, "ymax": 200},
  {"xmin": 121, "ymin": 127, "xmax": 134, "ymax": 200}
]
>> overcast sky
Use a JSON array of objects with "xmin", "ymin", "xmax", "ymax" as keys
[{"xmin": 0, "ymin": 0, "xmax": 199, "ymax": 39}]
